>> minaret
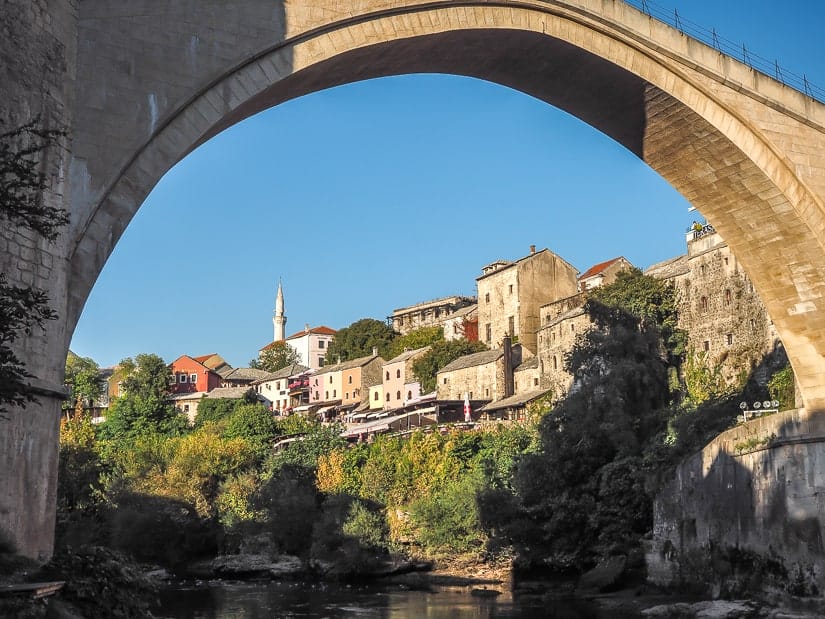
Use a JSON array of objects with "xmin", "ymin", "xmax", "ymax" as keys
[{"xmin": 273, "ymin": 280, "xmax": 286, "ymax": 341}]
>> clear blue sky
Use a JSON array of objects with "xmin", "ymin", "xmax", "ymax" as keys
[{"xmin": 70, "ymin": 0, "xmax": 825, "ymax": 369}]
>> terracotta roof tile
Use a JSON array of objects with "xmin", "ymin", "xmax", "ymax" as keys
[{"xmin": 578, "ymin": 257, "xmax": 626, "ymax": 281}]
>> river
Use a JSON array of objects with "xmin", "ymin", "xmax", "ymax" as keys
[{"xmin": 157, "ymin": 581, "xmax": 641, "ymax": 618}]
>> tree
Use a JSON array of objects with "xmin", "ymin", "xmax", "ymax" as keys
[
  {"xmin": 63, "ymin": 352, "xmax": 104, "ymax": 415},
  {"xmin": 589, "ymin": 267, "xmax": 685, "ymax": 366},
  {"xmin": 324, "ymin": 318, "xmax": 397, "ymax": 363},
  {"xmin": 412, "ymin": 339, "xmax": 488, "ymax": 394},
  {"xmin": 252, "ymin": 341, "xmax": 301, "ymax": 372},
  {"xmin": 99, "ymin": 354, "xmax": 186, "ymax": 441},
  {"xmin": 386, "ymin": 326, "xmax": 444, "ymax": 359},
  {"xmin": 480, "ymin": 286, "xmax": 674, "ymax": 570},
  {"xmin": 0, "ymin": 119, "xmax": 69, "ymax": 416}
]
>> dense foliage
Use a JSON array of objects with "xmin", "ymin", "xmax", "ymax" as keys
[
  {"xmin": 63, "ymin": 352, "xmax": 104, "ymax": 414},
  {"xmin": 251, "ymin": 341, "xmax": 302, "ymax": 372},
  {"xmin": 324, "ymin": 318, "xmax": 397, "ymax": 362},
  {"xmin": 386, "ymin": 326, "xmax": 444, "ymax": 359}
]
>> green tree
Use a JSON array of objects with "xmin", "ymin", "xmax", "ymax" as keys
[
  {"xmin": 481, "ymin": 298, "xmax": 672, "ymax": 570},
  {"xmin": 100, "ymin": 354, "xmax": 186, "ymax": 441},
  {"xmin": 252, "ymin": 341, "xmax": 302, "ymax": 372},
  {"xmin": 325, "ymin": 318, "xmax": 397, "ymax": 363},
  {"xmin": 768, "ymin": 364, "xmax": 795, "ymax": 411},
  {"xmin": 387, "ymin": 326, "xmax": 444, "ymax": 359},
  {"xmin": 63, "ymin": 352, "xmax": 104, "ymax": 415},
  {"xmin": 590, "ymin": 267, "xmax": 685, "ymax": 365},
  {"xmin": 0, "ymin": 119, "xmax": 69, "ymax": 416},
  {"xmin": 193, "ymin": 398, "xmax": 238, "ymax": 428},
  {"xmin": 412, "ymin": 339, "xmax": 488, "ymax": 394},
  {"xmin": 222, "ymin": 403, "xmax": 280, "ymax": 458}
]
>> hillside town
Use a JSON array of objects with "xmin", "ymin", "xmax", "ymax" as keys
[{"xmin": 84, "ymin": 222, "xmax": 784, "ymax": 441}]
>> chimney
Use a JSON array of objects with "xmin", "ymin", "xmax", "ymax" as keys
[
  {"xmin": 305, "ymin": 323, "xmax": 310, "ymax": 332},
  {"xmin": 372, "ymin": 346, "xmax": 378, "ymax": 357},
  {"xmin": 503, "ymin": 336, "xmax": 515, "ymax": 398},
  {"xmin": 529, "ymin": 244, "xmax": 536, "ymax": 255}
]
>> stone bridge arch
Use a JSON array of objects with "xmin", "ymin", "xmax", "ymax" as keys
[{"xmin": 4, "ymin": 0, "xmax": 825, "ymax": 559}]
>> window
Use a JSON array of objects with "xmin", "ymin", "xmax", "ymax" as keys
[
  {"xmin": 396, "ymin": 390, "xmax": 401, "ymax": 400},
  {"xmin": 443, "ymin": 377, "xmax": 448, "ymax": 385},
  {"xmin": 724, "ymin": 289, "xmax": 732, "ymax": 306},
  {"xmin": 485, "ymin": 292, "xmax": 490, "ymax": 303},
  {"xmin": 553, "ymin": 355, "xmax": 557, "ymax": 370},
  {"xmin": 314, "ymin": 378, "xmax": 319, "ymax": 386},
  {"xmin": 329, "ymin": 375, "xmax": 333, "ymax": 383},
  {"xmin": 183, "ymin": 404, "xmax": 190, "ymax": 413},
  {"xmin": 396, "ymin": 369, "xmax": 401, "ymax": 379},
  {"xmin": 386, "ymin": 393, "xmax": 391, "ymax": 402},
  {"xmin": 325, "ymin": 391, "xmax": 329, "ymax": 399},
  {"xmin": 179, "ymin": 374, "xmax": 188, "ymax": 383},
  {"xmin": 407, "ymin": 391, "xmax": 412, "ymax": 400},
  {"xmin": 534, "ymin": 378, "xmax": 539, "ymax": 387},
  {"xmin": 319, "ymin": 340, "xmax": 325, "ymax": 349},
  {"xmin": 508, "ymin": 316, "xmax": 515, "ymax": 335},
  {"xmin": 700, "ymin": 264, "xmax": 706, "ymax": 276},
  {"xmin": 190, "ymin": 373, "xmax": 197, "ymax": 383},
  {"xmin": 374, "ymin": 391, "xmax": 379, "ymax": 401},
  {"xmin": 700, "ymin": 296, "xmax": 708, "ymax": 312},
  {"xmin": 508, "ymin": 284, "xmax": 513, "ymax": 294},
  {"xmin": 571, "ymin": 324, "xmax": 575, "ymax": 332},
  {"xmin": 726, "ymin": 333, "xmax": 733, "ymax": 346},
  {"xmin": 485, "ymin": 388, "xmax": 489, "ymax": 397},
  {"xmin": 724, "ymin": 257, "xmax": 729, "ymax": 266},
  {"xmin": 485, "ymin": 323, "xmax": 492, "ymax": 343},
  {"xmin": 345, "ymin": 392, "xmax": 349, "ymax": 400},
  {"xmin": 348, "ymin": 375, "xmax": 352, "ymax": 384},
  {"xmin": 386, "ymin": 371, "xmax": 390, "ymax": 380},
  {"xmin": 169, "ymin": 374, "xmax": 177, "ymax": 384},
  {"xmin": 469, "ymin": 391, "xmax": 473, "ymax": 399},
  {"xmin": 703, "ymin": 340, "xmax": 710, "ymax": 352},
  {"xmin": 333, "ymin": 390, "xmax": 336, "ymax": 398},
  {"xmin": 318, "ymin": 357, "xmax": 324, "ymax": 367}
]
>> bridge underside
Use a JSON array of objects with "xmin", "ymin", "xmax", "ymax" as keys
[{"xmin": 3, "ymin": 0, "xmax": 825, "ymax": 562}]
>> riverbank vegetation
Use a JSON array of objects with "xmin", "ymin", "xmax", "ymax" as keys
[{"xmin": 28, "ymin": 270, "xmax": 791, "ymax": 616}]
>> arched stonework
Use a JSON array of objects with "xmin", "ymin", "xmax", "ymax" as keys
[{"xmin": 3, "ymin": 0, "xmax": 825, "ymax": 560}]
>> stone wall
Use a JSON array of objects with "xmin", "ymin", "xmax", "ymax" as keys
[
  {"xmin": 477, "ymin": 249, "xmax": 578, "ymax": 354},
  {"xmin": 647, "ymin": 229, "xmax": 782, "ymax": 389},
  {"xmin": 437, "ymin": 358, "xmax": 504, "ymax": 402},
  {"xmin": 537, "ymin": 294, "xmax": 589, "ymax": 399},
  {"xmin": 0, "ymin": 0, "xmax": 78, "ymax": 560},
  {"xmin": 648, "ymin": 408, "xmax": 825, "ymax": 594}
]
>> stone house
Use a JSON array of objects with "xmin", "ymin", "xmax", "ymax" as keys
[
  {"xmin": 476, "ymin": 245, "xmax": 578, "ymax": 354},
  {"xmin": 578, "ymin": 256, "xmax": 633, "ymax": 291},
  {"xmin": 253, "ymin": 363, "xmax": 310, "ymax": 413},
  {"xmin": 221, "ymin": 367, "xmax": 270, "ymax": 388},
  {"xmin": 646, "ymin": 224, "xmax": 781, "ymax": 386},
  {"xmin": 436, "ymin": 342, "xmax": 524, "ymax": 402},
  {"xmin": 441, "ymin": 304, "xmax": 478, "ymax": 341},
  {"xmin": 390, "ymin": 295, "xmax": 476, "ymax": 335},
  {"xmin": 514, "ymin": 356, "xmax": 541, "ymax": 394},
  {"xmin": 382, "ymin": 346, "xmax": 430, "ymax": 410},
  {"xmin": 369, "ymin": 384, "xmax": 384, "ymax": 410},
  {"xmin": 536, "ymin": 293, "xmax": 590, "ymax": 399}
]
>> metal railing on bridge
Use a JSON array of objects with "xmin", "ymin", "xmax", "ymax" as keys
[{"xmin": 623, "ymin": 0, "xmax": 825, "ymax": 103}]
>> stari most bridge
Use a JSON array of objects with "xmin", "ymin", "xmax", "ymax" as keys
[{"xmin": 2, "ymin": 0, "xmax": 825, "ymax": 564}]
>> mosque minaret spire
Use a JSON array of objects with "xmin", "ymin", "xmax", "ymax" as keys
[{"xmin": 273, "ymin": 279, "xmax": 286, "ymax": 341}]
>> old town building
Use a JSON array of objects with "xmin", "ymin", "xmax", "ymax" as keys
[
  {"xmin": 253, "ymin": 363, "xmax": 310, "ymax": 413},
  {"xmin": 436, "ymin": 341, "xmax": 524, "ymax": 402},
  {"xmin": 646, "ymin": 224, "xmax": 781, "ymax": 385},
  {"xmin": 382, "ymin": 346, "xmax": 430, "ymax": 410},
  {"xmin": 311, "ymin": 350, "xmax": 384, "ymax": 411},
  {"xmin": 536, "ymin": 293, "xmax": 589, "ymax": 400},
  {"xmin": 476, "ymin": 246, "xmax": 578, "ymax": 354},
  {"xmin": 390, "ymin": 295, "xmax": 477, "ymax": 335}
]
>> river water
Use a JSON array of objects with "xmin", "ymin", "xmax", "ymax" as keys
[{"xmin": 157, "ymin": 581, "xmax": 641, "ymax": 618}]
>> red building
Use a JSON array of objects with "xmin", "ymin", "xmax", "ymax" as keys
[{"xmin": 169, "ymin": 354, "xmax": 224, "ymax": 394}]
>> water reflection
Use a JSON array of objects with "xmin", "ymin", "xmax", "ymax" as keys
[{"xmin": 158, "ymin": 581, "xmax": 633, "ymax": 618}]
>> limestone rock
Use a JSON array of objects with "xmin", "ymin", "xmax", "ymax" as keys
[{"xmin": 577, "ymin": 555, "xmax": 627, "ymax": 593}]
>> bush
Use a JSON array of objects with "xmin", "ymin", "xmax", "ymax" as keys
[
  {"xmin": 256, "ymin": 464, "xmax": 320, "ymax": 556},
  {"xmin": 38, "ymin": 546, "xmax": 157, "ymax": 618},
  {"xmin": 108, "ymin": 493, "xmax": 220, "ymax": 567},
  {"xmin": 223, "ymin": 403, "xmax": 279, "ymax": 458}
]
